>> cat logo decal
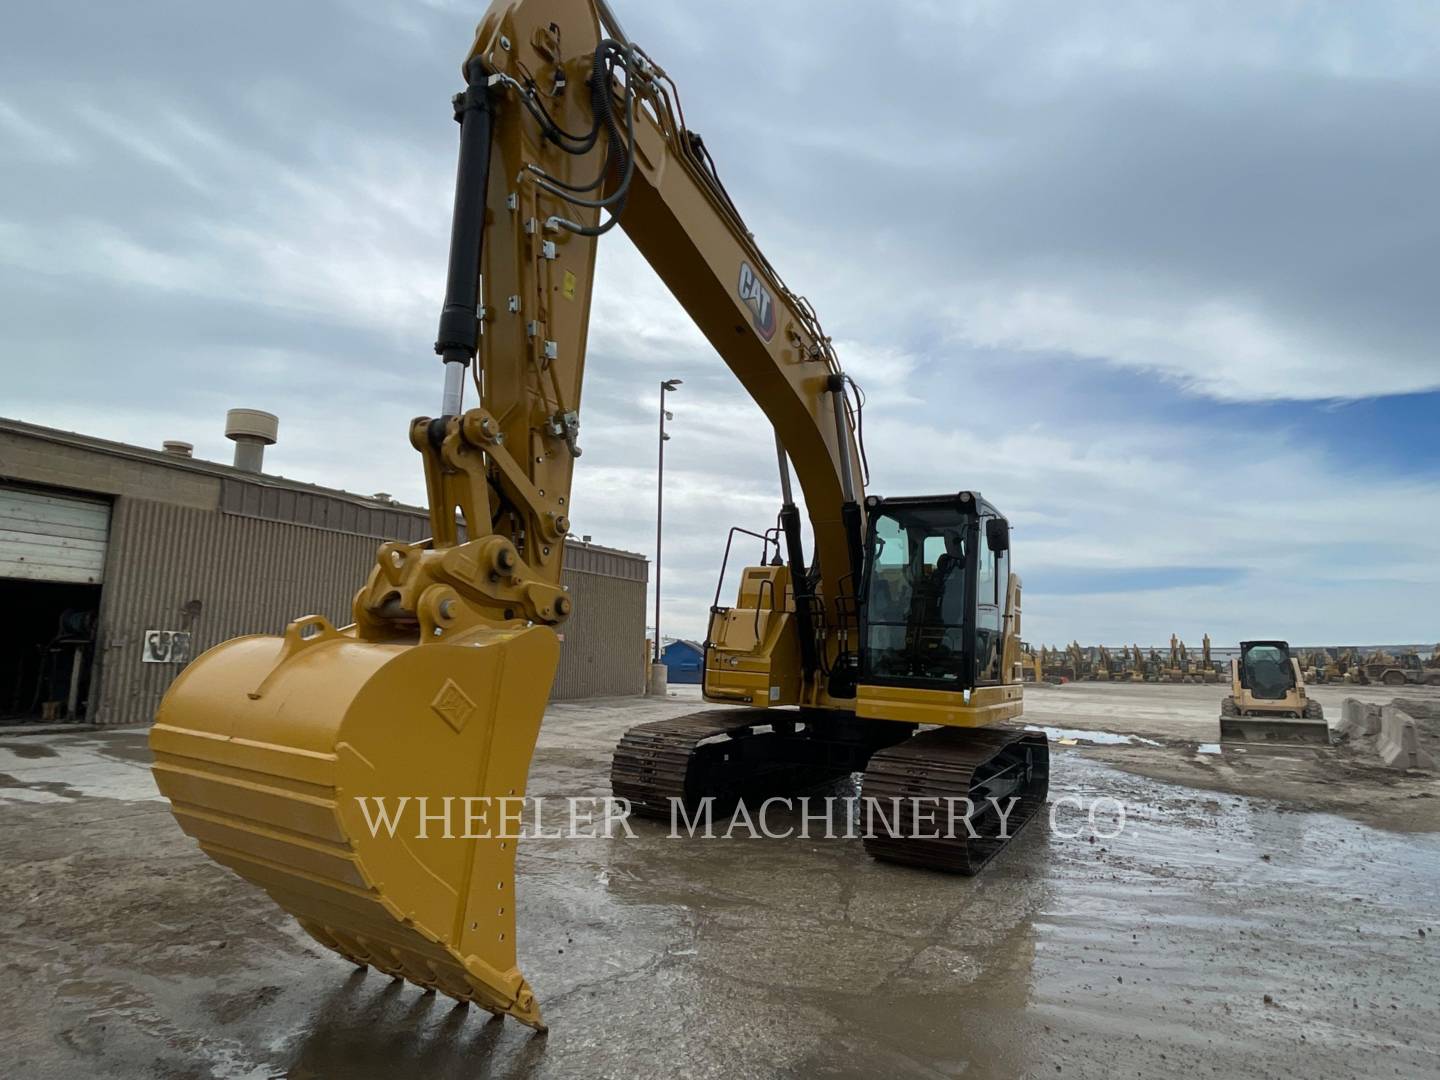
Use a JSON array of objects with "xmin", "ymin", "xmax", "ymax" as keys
[{"xmin": 737, "ymin": 261, "xmax": 776, "ymax": 341}]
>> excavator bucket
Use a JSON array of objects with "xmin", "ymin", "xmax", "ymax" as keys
[{"xmin": 149, "ymin": 614, "xmax": 558, "ymax": 1029}]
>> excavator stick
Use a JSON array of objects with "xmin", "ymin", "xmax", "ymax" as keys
[{"xmin": 150, "ymin": 616, "xmax": 558, "ymax": 1028}]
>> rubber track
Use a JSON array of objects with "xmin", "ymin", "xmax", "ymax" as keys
[{"xmin": 861, "ymin": 727, "xmax": 1049, "ymax": 874}]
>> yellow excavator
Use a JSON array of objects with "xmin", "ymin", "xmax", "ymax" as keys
[{"xmin": 148, "ymin": 0, "xmax": 1048, "ymax": 1030}]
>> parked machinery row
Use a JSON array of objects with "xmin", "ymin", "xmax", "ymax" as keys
[
  {"xmin": 1020, "ymin": 640, "xmax": 1440, "ymax": 688},
  {"xmin": 1298, "ymin": 646, "xmax": 1440, "ymax": 687},
  {"xmin": 1020, "ymin": 635, "xmax": 1223, "ymax": 684}
]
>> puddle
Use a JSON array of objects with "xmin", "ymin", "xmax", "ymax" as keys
[
  {"xmin": 0, "ymin": 739, "xmax": 163, "ymax": 804},
  {"xmin": 0, "ymin": 742, "xmax": 60, "ymax": 759},
  {"xmin": 1025, "ymin": 725, "xmax": 1161, "ymax": 746}
]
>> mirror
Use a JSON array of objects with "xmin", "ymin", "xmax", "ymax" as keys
[{"xmin": 985, "ymin": 517, "xmax": 1010, "ymax": 553}]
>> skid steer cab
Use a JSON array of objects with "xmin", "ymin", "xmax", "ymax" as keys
[{"xmin": 1219, "ymin": 640, "xmax": 1330, "ymax": 745}]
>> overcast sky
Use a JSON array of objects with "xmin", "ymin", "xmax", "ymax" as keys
[{"xmin": 4, "ymin": 0, "xmax": 1439, "ymax": 647}]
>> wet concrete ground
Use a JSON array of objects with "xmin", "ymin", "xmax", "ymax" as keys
[{"xmin": 1, "ymin": 683, "xmax": 1437, "ymax": 1078}]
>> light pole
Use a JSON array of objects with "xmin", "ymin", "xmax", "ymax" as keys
[{"xmin": 654, "ymin": 378, "xmax": 682, "ymax": 662}]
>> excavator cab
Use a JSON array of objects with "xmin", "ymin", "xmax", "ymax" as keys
[
  {"xmin": 859, "ymin": 492, "xmax": 1007, "ymax": 692},
  {"xmin": 854, "ymin": 493, "xmax": 1023, "ymax": 729}
]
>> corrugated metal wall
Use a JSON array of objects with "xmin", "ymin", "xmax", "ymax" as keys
[
  {"xmin": 553, "ymin": 566, "xmax": 649, "ymax": 700},
  {"xmin": 219, "ymin": 477, "xmax": 430, "ymax": 541},
  {"xmin": 94, "ymin": 499, "xmax": 384, "ymax": 725},
  {"xmin": 552, "ymin": 541, "xmax": 648, "ymax": 701},
  {"xmin": 561, "ymin": 542, "xmax": 648, "ymax": 583},
  {"xmin": 94, "ymin": 498, "xmax": 646, "ymax": 725}
]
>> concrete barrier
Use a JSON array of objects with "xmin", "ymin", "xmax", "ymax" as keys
[
  {"xmin": 1335, "ymin": 697, "xmax": 1381, "ymax": 740},
  {"xmin": 1376, "ymin": 706, "xmax": 1436, "ymax": 771},
  {"xmin": 647, "ymin": 662, "xmax": 669, "ymax": 697}
]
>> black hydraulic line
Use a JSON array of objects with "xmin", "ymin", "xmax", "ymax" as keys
[
  {"xmin": 513, "ymin": 60, "xmax": 602, "ymax": 148},
  {"xmin": 779, "ymin": 502, "xmax": 819, "ymax": 677},
  {"xmin": 841, "ymin": 502, "xmax": 865, "ymax": 601},
  {"xmin": 538, "ymin": 41, "xmax": 636, "ymax": 236},
  {"xmin": 774, "ymin": 435, "xmax": 819, "ymax": 679},
  {"xmin": 535, "ymin": 44, "xmax": 632, "ymax": 208},
  {"xmin": 434, "ymin": 58, "xmax": 496, "ymax": 368},
  {"xmin": 844, "ymin": 374, "xmax": 871, "ymax": 486}
]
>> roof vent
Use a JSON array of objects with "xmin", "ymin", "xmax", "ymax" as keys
[
  {"xmin": 225, "ymin": 409, "xmax": 278, "ymax": 473},
  {"xmin": 371, "ymin": 492, "xmax": 396, "ymax": 505},
  {"xmin": 162, "ymin": 440, "xmax": 194, "ymax": 458}
]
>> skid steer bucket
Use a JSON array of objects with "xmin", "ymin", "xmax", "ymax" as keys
[
  {"xmin": 150, "ymin": 613, "xmax": 557, "ymax": 1029},
  {"xmin": 1218, "ymin": 712, "xmax": 1331, "ymax": 746}
]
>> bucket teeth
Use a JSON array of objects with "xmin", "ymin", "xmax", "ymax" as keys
[{"xmin": 295, "ymin": 919, "xmax": 544, "ymax": 1026}]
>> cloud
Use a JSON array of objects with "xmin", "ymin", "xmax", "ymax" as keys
[
  {"xmin": 629, "ymin": 3, "xmax": 1440, "ymax": 403},
  {"xmin": 0, "ymin": 99, "xmax": 79, "ymax": 164},
  {"xmin": 2, "ymin": 0, "xmax": 1438, "ymax": 650}
]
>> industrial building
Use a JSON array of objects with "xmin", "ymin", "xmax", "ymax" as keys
[{"xmin": 0, "ymin": 414, "xmax": 648, "ymax": 727}]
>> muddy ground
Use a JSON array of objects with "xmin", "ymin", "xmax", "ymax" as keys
[
  {"xmin": 1022, "ymin": 680, "xmax": 1440, "ymax": 833},
  {"xmin": 0, "ymin": 682, "xmax": 1437, "ymax": 1079}
]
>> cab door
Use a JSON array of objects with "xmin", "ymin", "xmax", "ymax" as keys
[{"xmin": 973, "ymin": 515, "xmax": 1007, "ymax": 684}]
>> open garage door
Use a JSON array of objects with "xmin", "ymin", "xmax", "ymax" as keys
[{"xmin": 0, "ymin": 486, "xmax": 109, "ymax": 723}]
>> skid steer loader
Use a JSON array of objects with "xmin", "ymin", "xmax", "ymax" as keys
[{"xmin": 1219, "ymin": 640, "xmax": 1329, "ymax": 745}]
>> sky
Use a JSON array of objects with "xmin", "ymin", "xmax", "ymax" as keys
[{"xmin": 3, "ymin": 0, "xmax": 1438, "ymax": 647}]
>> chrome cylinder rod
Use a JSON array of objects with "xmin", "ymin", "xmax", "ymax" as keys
[
  {"xmin": 441, "ymin": 359, "xmax": 467, "ymax": 416},
  {"xmin": 775, "ymin": 433, "xmax": 795, "ymax": 506}
]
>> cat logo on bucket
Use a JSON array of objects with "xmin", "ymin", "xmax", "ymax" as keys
[{"xmin": 738, "ymin": 261, "xmax": 776, "ymax": 341}]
